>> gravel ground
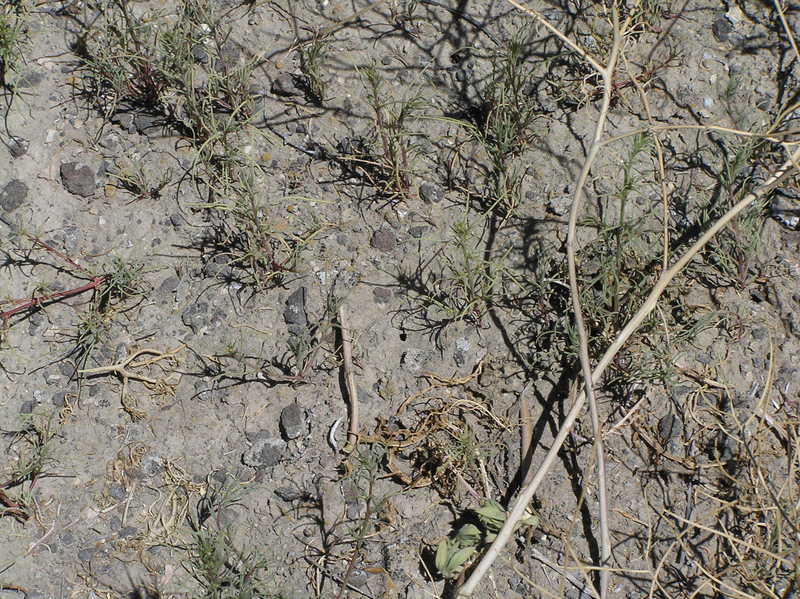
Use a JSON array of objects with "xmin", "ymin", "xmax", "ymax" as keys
[{"xmin": 1, "ymin": 1, "xmax": 798, "ymax": 598}]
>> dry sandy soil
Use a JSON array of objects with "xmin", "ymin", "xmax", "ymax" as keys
[{"xmin": 0, "ymin": 1, "xmax": 798, "ymax": 598}]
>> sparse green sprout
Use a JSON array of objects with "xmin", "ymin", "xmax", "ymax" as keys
[
  {"xmin": 414, "ymin": 218, "xmax": 514, "ymax": 326},
  {"xmin": 298, "ymin": 32, "xmax": 329, "ymax": 105},
  {"xmin": 436, "ymin": 537, "xmax": 477, "ymax": 580},
  {"xmin": 455, "ymin": 522, "xmax": 482, "ymax": 546},
  {"xmin": 109, "ymin": 158, "xmax": 173, "ymax": 202},
  {"xmin": 0, "ymin": 0, "xmax": 30, "ymax": 93},
  {"xmin": 436, "ymin": 500, "xmax": 539, "ymax": 579},
  {"xmin": 358, "ymin": 64, "xmax": 426, "ymax": 200}
]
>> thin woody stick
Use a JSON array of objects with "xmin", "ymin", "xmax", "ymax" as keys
[{"xmin": 338, "ymin": 306, "xmax": 359, "ymax": 453}]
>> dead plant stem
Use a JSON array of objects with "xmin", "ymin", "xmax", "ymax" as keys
[
  {"xmin": 458, "ymin": 144, "xmax": 800, "ymax": 597},
  {"xmin": 561, "ymin": 6, "xmax": 622, "ymax": 595},
  {"xmin": 338, "ymin": 306, "xmax": 359, "ymax": 454}
]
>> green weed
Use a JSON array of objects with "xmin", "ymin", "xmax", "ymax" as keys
[
  {"xmin": 449, "ymin": 26, "xmax": 546, "ymax": 215},
  {"xmin": 695, "ymin": 138, "xmax": 769, "ymax": 289},
  {"xmin": 399, "ymin": 218, "xmax": 514, "ymax": 332},
  {"xmin": 1, "ymin": 412, "xmax": 59, "ymax": 522},
  {"xmin": 185, "ymin": 476, "xmax": 271, "ymax": 599},
  {"xmin": 298, "ymin": 31, "xmax": 329, "ymax": 105},
  {"xmin": 356, "ymin": 64, "xmax": 426, "ymax": 202},
  {"xmin": 0, "ymin": 0, "xmax": 29, "ymax": 95}
]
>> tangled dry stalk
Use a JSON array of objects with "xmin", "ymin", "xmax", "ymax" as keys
[{"xmin": 457, "ymin": 1, "xmax": 800, "ymax": 597}]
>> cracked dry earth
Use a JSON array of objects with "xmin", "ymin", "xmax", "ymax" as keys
[{"xmin": 1, "ymin": 1, "xmax": 800, "ymax": 599}]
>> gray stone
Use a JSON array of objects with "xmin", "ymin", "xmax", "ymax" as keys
[
  {"xmin": 274, "ymin": 487, "xmax": 305, "ymax": 502},
  {"xmin": 242, "ymin": 435, "xmax": 287, "ymax": 469},
  {"xmin": 191, "ymin": 43, "xmax": 208, "ymax": 64},
  {"xmin": 51, "ymin": 391, "xmax": 68, "ymax": 407},
  {"xmin": 419, "ymin": 181, "xmax": 443, "ymax": 203},
  {"xmin": 408, "ymin": 225, "xmax": 427, "ymax": 239},
  {"xmin": 8, "ymin": 137, "xmax": 28, "ymax": 158},
  {"xmin": 546, "ymin": 195, "xmax": 571, "ymax": 216},
  {"xmin": 158, "ymin": 276, "xmax": 179, "ymax": 295},
  {"xmin": 373, "ymin": 287, "xmax": 392, "ymax": 304},
  {"xmin": 181, "ymin": 301, "xmax": 209, "ymax": 333},
  {"xmin": 284, "ymin": 286, "xmax": 308, "ymax": 333},
  {"xmin": 271, "ymin": 73, "xmax": 303, "ymax": 98},
  {"xmin": 280, "ymin": 403, "xmax": 305, "ymax": 440},
  {"xmin": 77, "ymin": 548, "xmax": 96, "ymax": 562},
  {"xmin": 111, "ymin": 111, "xmax": 135, "ymax": 133},
  {"xmin": 371, "ymin": 229, "xmax": 396, "ymax": 252},
  {"xmin": 0, "ymin": 179, "xmax": 28, "ymax": 212},
  {"xmin": 60, "ymin": 162, "xmax": 96, "ymax": 197},
  {"xmin": 712, "ymin": 16, "xmax": 734, "ymax": 42},
  {"xmin": 133, "ymin": 113, "xmax": 167, "ymax": 135},
  {"xmin": 107, "ymin": 483, "xmax": 126, "ymax": 501},
  {"xmin": 108, "ymin": 515, "xmax": 122, "ymax": 531},
  {"xmin": 770, "ymin": 192, "xmax": 800, "ymax": 230}
]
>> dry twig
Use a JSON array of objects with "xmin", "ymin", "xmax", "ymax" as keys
[
  {"xmin": 459, "ymin": 144, "xmax": 800, "ymax": 596},
  {"xmin": 338, "ymin": 306, "xmax": 359, "ymax": 454}
]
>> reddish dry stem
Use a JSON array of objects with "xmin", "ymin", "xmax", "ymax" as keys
[
  {"xmin": 1, "ymin": 276, "xmax": 105, "ymax": 324},
  {"xmin": 1, "ymin": 232, "xmax": 105, "ymax": 325},
  {"xmin": 0, "ymin": 488, "xmax": 29, "ymax": 522},
  {"xmin": 24, "ymin": 232, "xmax": 91, "ymax": 274}
]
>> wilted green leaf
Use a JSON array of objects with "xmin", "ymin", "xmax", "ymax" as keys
[
  {"xmin": 436, "ymin": 542, "xmax": 477, "ymax": 579},
  {"xmin": 475, "ymin": 499, "xmax": 507, "ymax": 533},
  {"xmin": 455, "ymin": 523, "xmax": 482, "ymax": 547},
  {"xmin": 521, "ymin": 507, "xmax": 539, "ymax": 529},
  {"xmin": 435, "ymin": 537, "xmax": 459, "ymax": 575}
]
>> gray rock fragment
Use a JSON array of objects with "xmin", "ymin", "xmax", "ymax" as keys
[
  {"xmin": 280, "ymin": 402, "xmax": 305, "ymax": 440},
  {"xmin": 8, "ymin": 137, "xmax": 28, "ymax": 158},
  {"xmin": 284, "ymin": 286, "xmax": 308, "ymax": 334},
  {"xmin": 712, "ymin": 16, "xmax": 734, "ymax": 42},
  {"xmin": 0, "ymin": 179, "xmax": 28, "ymax": 212},
  {"xmin": 242, "ymin": 434, "xmax": 287, "ymax": 469},
  {"xmin": 371, "ymin": 229, "xmax": 396, "ymax": 252},
  {"xmin": 419, "ymin": 181, "xmax": 443, "ymax": 203},
  {"xmin": 60, "ymin": 162, "xmax": 96, "ymax": 197},
  {"xmin": 770, "ymin": 190, "xmax": 800, "ymax": 230}
]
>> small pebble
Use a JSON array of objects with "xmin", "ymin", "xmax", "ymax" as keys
[
  {"xmin": 419, "ymin": 181, "xmax": 443, "ymax": 204},
  {"xmin": 371, "ymin": 229, "xmax": 396, "ymax": 252},
  {"xmin": 280, "ymin": 403, "xmax": 305, "ymax": 440},
  {"xmin": 0, "ymin": 179, "xmax": 28, "ymax": 212},
  {"xmin": 8, "ymin": 136, "xmax": 28, "ymax": 157},
  {"xmin": 373, "ymin": 287, "xmax": 392, "ymax": 304},
  {"xmin": 60, "ymin": 162, "xmax": 97, "ymax": 197},
  {"xmin": 712, "ymin": 16, "xmax": 734, "ymax": 42}
]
